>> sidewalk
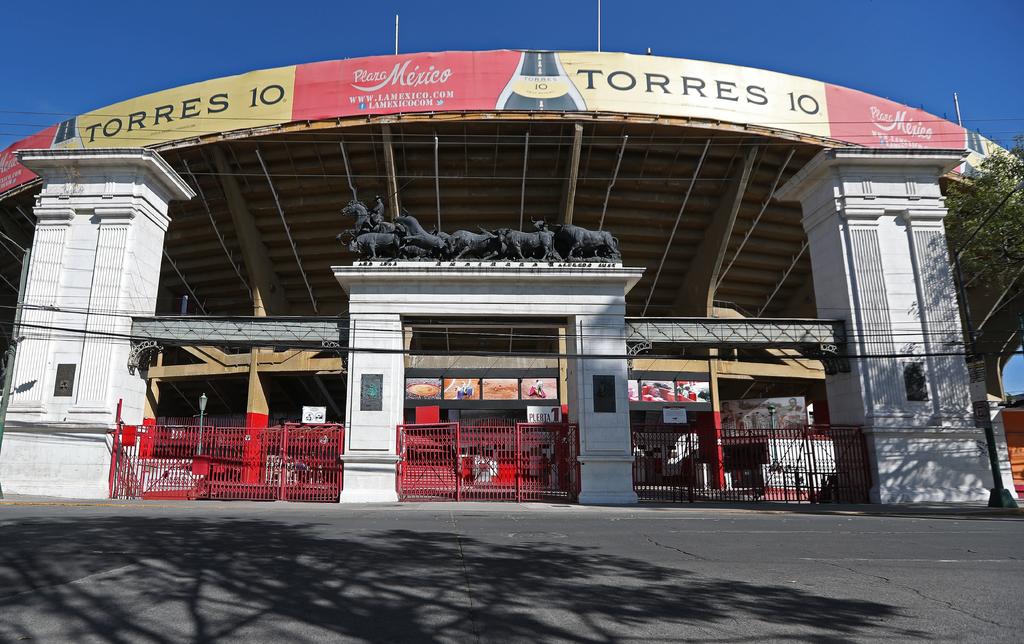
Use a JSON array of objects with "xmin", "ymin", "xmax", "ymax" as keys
[{"xmin": 2, "ymin": 493, "xmax": 1021, "ymax": 518}]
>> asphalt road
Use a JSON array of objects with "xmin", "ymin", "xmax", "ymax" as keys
[{"xmin": 0, "ymin": 501, "xmax": 1021, "ymax": 643}]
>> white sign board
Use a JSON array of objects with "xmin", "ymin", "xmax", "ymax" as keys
[
  {"xmin": 301, "ymin": 406, "xmax": 327, "ymax": 424},
  {"xmin": 526, "ymin": 405, "xmax": 562, "ymax": 424},
  {"xmin": 662, "ymin": 407, "xmax": 688, "ymax": 424}
]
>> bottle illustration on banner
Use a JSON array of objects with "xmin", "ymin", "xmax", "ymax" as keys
[
  {"xmin": 496, "ymin": 51, "xmax": 587, "ymax": 111},
  {"xmin": 51, "ymin": 117, "xmax": 83, "ymax": 149}
]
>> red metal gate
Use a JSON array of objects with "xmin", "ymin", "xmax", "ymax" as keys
[
  {"xmin": 109, "ymin": 423, "xmax": 344, "ymax": 502},
  {"xmin": 397, "ymin": 420, "xmax": 579, "ymax": 502},
  {"xmin": 632, "ymin": 423, "xmax": 871, "ymax": 504}
]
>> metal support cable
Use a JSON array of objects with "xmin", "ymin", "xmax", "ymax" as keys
[
  {"xmin": 162, "ymin": 250, "xmax": 207, "ymax": 315},
  {"xmin": 181, "ymin": 158, "xmax": 251, "ymax": 301},
  {"xmin": 716, "ymin": 147, "xmax": 796, "ymax": 293},
  {"xmin": 641, "ymin": 138, "xmax": 712, "ymax": 317},
  {"xmin": 255, "ymin": 147, "xmax": 318, "ymax": 314},
  {"xmin": 598, "ymin": 134, "xmax": 629, "ymax": 230},
  {"xmin": 14, "ymin": 205, "xmax": 34, "ymax": 227},
  {"xmin": 757, "ymin": 240, "xmax": 808, "ymax": 317}
]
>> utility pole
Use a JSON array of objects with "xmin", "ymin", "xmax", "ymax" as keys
[
  {"xmin": 395, "ymin": 14, "xmax": 399, "ymax": 55},
  {"xmin": 0, "ymin": 246, "xmax": 31, "ymax": 499}
]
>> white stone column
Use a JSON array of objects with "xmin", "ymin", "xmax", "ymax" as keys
[
  {"xmin": 7, "ymin": 149, "xmax": 194, "ymax": 428},
  {"xmin": 339, "ymin": 312, "xmax": 404, "ymax": 502},
  {"xmin": 776, "ymin": 148, "xmax": 1015, "ymax": 503},
  {"xmin": 566, "ymin": 313, "xmax": 637, "ymax": 504}
]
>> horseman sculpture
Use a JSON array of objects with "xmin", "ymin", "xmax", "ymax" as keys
[{"xmin": 337, "ymin": 196, "xmax": 621, "ymax": 263}]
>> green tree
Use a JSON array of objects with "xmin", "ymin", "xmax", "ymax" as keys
[{"xmin": 945, "ymin": 135, "xmax": 1024, "ymax": 289}]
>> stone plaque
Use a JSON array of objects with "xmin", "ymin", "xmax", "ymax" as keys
[
  {"xmin": 903, "ymin": 362, "xmax": 928, "ymax": 402},
  {"xmin": 593, "ymin": 374, "xmax": 616, "ymax": 413},
  {"xmin": 53, "ymin": 363, "xmax": 76, "ymax": 397},
  {"xmin": 360, "ymin": 374, "xmax": 383, "ymax": 411}
]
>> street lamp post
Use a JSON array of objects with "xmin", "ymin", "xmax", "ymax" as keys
[{"xmin": 197, "ymin": 392, "xmax": 208, "ymax": 456}]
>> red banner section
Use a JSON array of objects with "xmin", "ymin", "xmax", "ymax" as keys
[
  {"xmin": 292, "ymin": 50, "xmax": 521, "ymax": 120},
  {"xmin": 824, "ymin": 83, "xmax": 966, "ymax": 150},
  {"xmin": 0, "ymin": 126, "xmax": 56, "ymax": 194}
]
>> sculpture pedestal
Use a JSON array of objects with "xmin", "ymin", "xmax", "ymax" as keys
[{"xmin": 333, "ymin": 261, "xmax": 644, "ymax": 504}]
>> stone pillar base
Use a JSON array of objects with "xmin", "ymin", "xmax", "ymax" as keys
[
  {"xmin": 339, "ymin": 454, "xmax": 399, "ymax": 503},
  {"xmin": 866, "ymin": 428, "xmax": 1019, "ymax": 503},
  {"xmin": 578, "ymin": 456, "xmax": 637, "ymax": 505},
  {"xmin": 0, "ymin": 429, "xmax": 110, "ymax": 498}
]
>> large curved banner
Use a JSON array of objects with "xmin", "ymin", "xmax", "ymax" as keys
[{"xmin": 0, "ymin": 50, "xmax": 998, "ymax": 196}]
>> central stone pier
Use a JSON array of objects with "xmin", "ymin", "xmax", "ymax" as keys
[{"xmin": 333, "ymin": 261, "xmax": 644, "ymax": 503}]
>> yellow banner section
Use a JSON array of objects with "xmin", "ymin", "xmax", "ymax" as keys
[
  {"xmin": 558, "ymin": 52, "xmax": 830, "ymax": 138},
  {"xmin": 54, "ymin": 66, "xmax": 296, "ymax": 149}
]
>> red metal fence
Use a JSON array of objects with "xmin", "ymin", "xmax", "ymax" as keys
[
  {"xmin": 110, "ymin": 423, "xmax": 344, "ymax": 502},
  {"xmin": 397, "ymin": 419, "xmax": 579, "ymax": 502},
  {"xmin": 632, "ymin": 424, "xmax": 871, "ymax": 504}
]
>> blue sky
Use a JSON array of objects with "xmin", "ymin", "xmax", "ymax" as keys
[{"xmin": 3, "ymin": 0, "xmax": 1024, "ymax": 383}]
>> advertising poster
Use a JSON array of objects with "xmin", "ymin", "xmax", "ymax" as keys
[
  {"xmin": 521, "ymin": 378, "xmax": 557, "ymax": 400},
  {"xmin": 405, "ymin": 378, "xmax": 442, "ymax": 400},
  {"xmin": 444, "ymin": 378, "xmax": 480, "ymax": 400},
  {"xmin": 640, "ymin": 380, "xmax": 675, "ymax": 402},
  {"xmin": 674, "ymin": 381, "xmax": 711, "ymax": 403},
  {"xmin": 824, "ymin": 83, "xmax": 965, "ymax": 150},
  {"xmin": 720, "ymin": 396, "xmax": 808, "ymax": 429},
  {"xmin": 482, "ymin": 378, "xmax": 519, "ymax": 400},
  {"xmin": 0, "ymin": 126, "xmax": 56, "ymax": 194},
  {"xmin": 627, "ymin": 380, "xmax": 639, "ymax": 402},
  {"xmin": 292, "ymin": 51, "xmax": 521, "ymax": 120}
]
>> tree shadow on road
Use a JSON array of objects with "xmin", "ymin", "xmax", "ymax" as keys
[{"xmin": 0, "ymin": 515, "xmax": 922, "ymax": 642}]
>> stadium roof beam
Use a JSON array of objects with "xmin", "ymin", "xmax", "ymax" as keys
[
  {"xmin": 339, "ymin": 138, "xmax": 358, "ymax": 200},
  {"xmin": 209, "ymin": 146, "xmax": 290, "ymax": 316},
  {"xmin": 382, "ymin": 125, "xmax": 401, "ymax": 220},
  {"xmin": 14, "ymin": 204, "xmax": 35, "ymax": 227},
  {"xmin": 672, "ymin": 145, "xmax": 759, "ymax": 316},
  {"xmin": 147, "ymin": 348, "xmax": 344, "ymax": 380},
  {"xmin": 560, "ymin": 123, "xmax": 584, "ymax": 225},
  {"xmin": 162, "ymin": 249, "xmax": 207, "ymax": 315},
  {"xmin": 255, "ymin": 145, "xmax": 318, "ymax": 315},
  {"xmin": 715, "ymin": 147, "xmax": 796, "ymax": 294},
  {"xmin": 518, "ymin": 131, "xmax": 530, "ymax": 230},
  {"xmin": 641, "ymin": 139, "xmax": 712, "ymax": 316},
  {"xmin": 313, "ymin": 374, "xmax": 343, "ymax": 417},
  {"xmin": 758, "ymin": 240, "xmax": 809, "ymax": 317},
  {"xmin": 598, "ymin": 133, "xmax": 628, "ymax": 231},
  {"xmin": 180, "ymin": 158, "xmax": 252, "ymax": 303},
  {"xmin": 780, "ymin": 276, "xmax": 815, "ymax": 317},
  {"xmin": 0, "ymin": 209, "xmax": 29, "ymax": 249}
]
